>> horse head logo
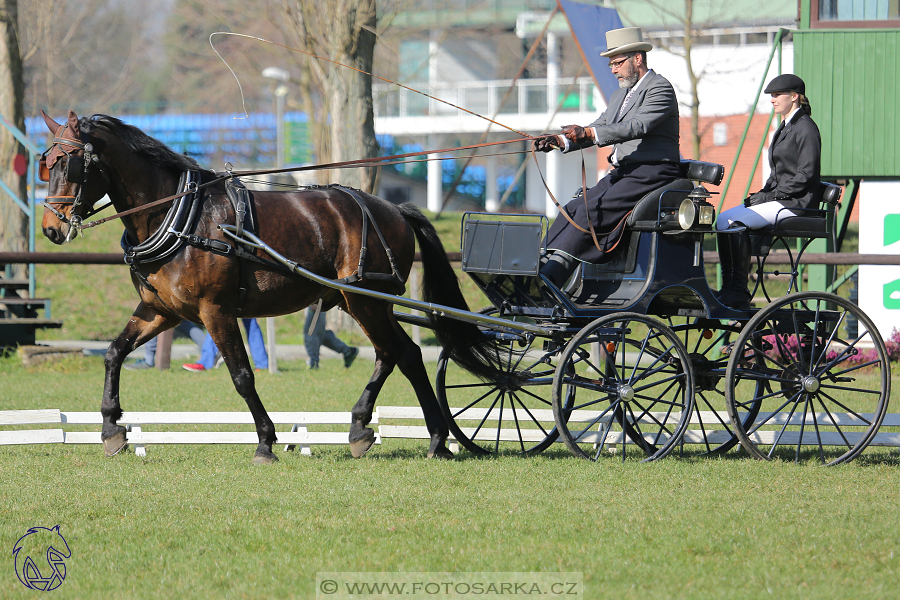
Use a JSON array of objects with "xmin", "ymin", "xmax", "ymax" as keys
[{"xmin": 12, "ymin": 525, "xmax": 71, "ymax": 591}]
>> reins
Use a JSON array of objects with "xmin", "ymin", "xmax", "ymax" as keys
[
  {"xmin": 529, "ymin": 144, "xmax": 613, "ymax": 254},
  {"xmin": 75, "ymin": 136, "xmax": 539, "ymax": 231}
]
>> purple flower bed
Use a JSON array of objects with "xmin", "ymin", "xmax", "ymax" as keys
[{"xmin": 764, "ymin": 328, "xmax": 900, "ymax": 367}]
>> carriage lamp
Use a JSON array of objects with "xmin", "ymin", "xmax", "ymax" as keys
[{"xmin": 678, "ymin": 185, "xmax": 717, "ymax": 230}]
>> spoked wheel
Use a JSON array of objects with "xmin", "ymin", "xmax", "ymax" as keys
[
  {"xmin": 436, "ymin": 318, "xmax": 568, "ymax": 456},
  {"xmin": 667, "ymin": 318, "xmax": 762, "ymax": 454},
  {"xmin": 724, "ymin": 292, "xmax": 891, "ymax": 465},
  {"xmin": 552, "ymin": 313, "xmax": 695, "ymax": 462}
]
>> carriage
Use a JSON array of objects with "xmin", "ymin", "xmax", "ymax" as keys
[
  {"xmin": 39, "ymin": 111, "xmax": 891, "ymax": 466},
  {"xmin": 424, "ymin": 160, "xmax": 892, "ymax": 465}
]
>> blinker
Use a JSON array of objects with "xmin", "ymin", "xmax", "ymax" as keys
[{"xmin": 66, "ymin": 155, "xmax": 85, "ymax": 183}]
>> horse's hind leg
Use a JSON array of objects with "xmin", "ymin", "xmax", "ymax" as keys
[
  {"xmin": 102, "ymin": 303, "xmax": 180, "ymax": 456},
  {"xmin": 345, "ymin": 298, "xmax": 452, "ymax": 459},
  {"xmin": 205, "ymin": 316, "xmax": 278, "ymax": 465}
]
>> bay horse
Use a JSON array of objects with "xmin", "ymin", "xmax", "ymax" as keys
[{"xmin": 39, "ymin": 109, "xmax": 504, "ymax": 463}]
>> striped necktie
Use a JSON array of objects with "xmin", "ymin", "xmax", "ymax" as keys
[{"xmin": 617, "ymin": 87, "xmax": 636, "ymax": 119}]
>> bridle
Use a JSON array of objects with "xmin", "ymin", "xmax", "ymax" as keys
[{"xmin": 39, "ymin": 123, "xmax": 109, "ymax": 232}]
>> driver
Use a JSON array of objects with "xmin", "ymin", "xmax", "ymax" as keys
[{"xmin": 534, "ymin": 27, "xmax": 681, "ymax": 289}]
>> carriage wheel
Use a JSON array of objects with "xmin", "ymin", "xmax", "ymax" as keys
[
  {"xmin": 436, "ymin": 316, "xmax": 568, "ymax": 456},
  {"xmin": 667, "ymin": 318, "xmax": 762, "ymax": 454},
  {"xmin": 724, "ymin": 292, "xmax": 891, "ymax": 465},
  {"xmin": 551, "ymin": 313, "xmax": 695, "ymax": 462}
]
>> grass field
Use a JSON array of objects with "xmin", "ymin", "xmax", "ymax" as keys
[{"xmin": 2, "ymin": 354, "xmax": 899, "ymax": 599}]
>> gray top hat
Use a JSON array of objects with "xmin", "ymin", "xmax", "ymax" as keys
[{"xmin": 600, "ymin": 27, "xmax": 653, "ymax": 57}]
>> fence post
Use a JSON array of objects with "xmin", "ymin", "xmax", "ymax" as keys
[
  {"xmin": 410, "ymin": 267, "xmax": 420, "ymax": 345},
  {"xmin": 266, "ymin": 317, "xmax": 278, "ymax": 373},
  {"xmin": 156, "ymin": 329, "xmax": 173, "ymax": 370}
]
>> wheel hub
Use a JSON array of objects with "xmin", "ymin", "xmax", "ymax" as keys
[
  {"xmin": 801, "ymin": 376, "xmax": 820, "ymax": 393},
  {"xmin": 689, "ymin": 353, "xmax": 719, "ymax": 392},
  {"xmin": 618, "ymin": 385, "xmax": 635, "ymax": 402}
]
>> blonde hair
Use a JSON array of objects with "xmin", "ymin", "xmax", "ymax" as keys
[{"xmin": 797, "ymin": 93, "xmax": 812, "ymax": 116}]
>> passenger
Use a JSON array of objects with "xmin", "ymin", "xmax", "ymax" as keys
[
  {"xmin": 534, "ymin": 26, "xmax": 681, "ymax": 289},
  {"xmin": 715, "ymin": 74, "xmax": 821, "ymax": 310}
]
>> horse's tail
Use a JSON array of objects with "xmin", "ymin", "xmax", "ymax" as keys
[{"xmin": 398, "ymin": 203, "xmax": 520, "ymax": 383}]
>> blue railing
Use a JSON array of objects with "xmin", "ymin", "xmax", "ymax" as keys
[
  {"xmin": 25, "ymin": 111, "xmax": 312, "ymax": 170},
  {"xmin": 0, "ymin": 114, "xmax": 41, "ymax": 297}
]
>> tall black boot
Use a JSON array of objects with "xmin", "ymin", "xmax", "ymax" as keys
[
  {"xmin": 715, "ymin": 228, "xmax": 752, "ymax": 310},
  {"xmin": 540, "ymin": 251, "xmax": 577, "ymax": 289}
]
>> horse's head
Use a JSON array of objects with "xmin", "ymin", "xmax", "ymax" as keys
[{"xmin": 39, "ymin": 109, "xmax": 110, "ymax": 244}]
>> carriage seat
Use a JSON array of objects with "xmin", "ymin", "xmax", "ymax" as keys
[
  {"xmin": 756, "ymin": 182, "xmax": 842, "ymax": 239},
  {"xmin": 750, "ymin": 182, "xmax": 841, "ymax": 257},
  {"xmin": 626, "ymin": 160, "xmax": 725, "ymax": 230}
]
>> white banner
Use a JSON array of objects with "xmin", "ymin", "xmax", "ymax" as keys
[{"xmin": 858, "ymin": 181, "xmax": 900, "ymax": 342}]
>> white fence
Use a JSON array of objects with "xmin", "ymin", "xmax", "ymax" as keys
[{"xmin": 2, "ymin": 408, "xmax": 899, "ymax": 455}]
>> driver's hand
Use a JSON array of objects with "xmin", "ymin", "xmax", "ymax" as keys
[
  {"xmin": 561, "ymin": 124, "xmax": 593, "ymax": 144},
  {"xmin": 533, "ymin": 135, "xmax": 563, "ymax": 153}
]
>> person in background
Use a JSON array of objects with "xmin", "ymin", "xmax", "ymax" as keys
[
  {"xmin": 125, "ymin": 320, "xmax": 205, "ymax": 370},
  {"xmin": 182, "ymin": 318, "xmax": 268, "ymax": 372},
  {"xmin": 304, "ymin": 306, "xmax": 359, "ymax": 370},
  {"xmin": 715, "ymin": 74, "xmax": 821, "ymax": 310}
]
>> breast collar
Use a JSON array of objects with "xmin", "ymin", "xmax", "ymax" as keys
[{"xmin": 121, "ymin": 171, "xmax": 202, "ymax": 265}]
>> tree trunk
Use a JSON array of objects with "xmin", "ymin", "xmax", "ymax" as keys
[
  {"xmin": 0, "ymin": 0, "xmax": 28, "ymax": 273},
  {"xmin": 325, "ymin": 12, "xmax": 377, "ymax": 192},
  {"xmin": 682, "ymin": 0, "xmax": 701, "ymax": 159},
  {"xmin": 282, "ymin": 0, "xmax": 379, "ymax": 193}
]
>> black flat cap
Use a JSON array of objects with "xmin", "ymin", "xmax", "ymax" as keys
[{"xmin": 764, "ymin": 74, "xmax": 805, "ymax": 95}]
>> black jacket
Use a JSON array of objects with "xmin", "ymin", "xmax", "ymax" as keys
[{"xmin": 758, "ymin": 110, "xmax": 822, "ymax": 211}]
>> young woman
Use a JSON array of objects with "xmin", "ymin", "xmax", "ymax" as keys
[{"xmin": 715, "ymin": 74, "xmax": 822, "ymax": 309}]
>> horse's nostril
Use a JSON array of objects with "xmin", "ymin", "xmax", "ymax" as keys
[{"xmin": 43, "ymin": 227, "xmax": 61, "ymax": 244}]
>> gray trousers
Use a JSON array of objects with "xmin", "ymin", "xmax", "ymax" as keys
[{"xmin": 304, "ymin": 307, "xmax": 351, "ymax": 364}]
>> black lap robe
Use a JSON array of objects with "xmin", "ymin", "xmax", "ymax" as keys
[{"xmin": 546, "ymin": 162, "xmax": 681, "ymax": 263}]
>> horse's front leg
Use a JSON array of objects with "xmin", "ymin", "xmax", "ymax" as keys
[
  {"xmin": 102, "ymin": 304, "xmax": 179, "ymax": 456},
  {"xmin": 206, "ymin": 317, "xmax": 277, "ymax": 464}
]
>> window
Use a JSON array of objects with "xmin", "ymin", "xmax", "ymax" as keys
[{"xmin": 812, "ymin": 0, "xmax": 900, "ymax": 28}]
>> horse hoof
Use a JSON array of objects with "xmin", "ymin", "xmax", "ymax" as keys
[
  {"xmin": 427, "ymin": 446, "xmax": 455, "ymax": 460},
  {"xmin": 103, "ymin": 432, "xmax": 128, "ymax": 457},
  {"xmin": 349, "ymin": 429, "xmax": 376, "ymax": 458},
  {"xmin": 251, "ymin": 452, "xmax": 279, "ymax": 465}
]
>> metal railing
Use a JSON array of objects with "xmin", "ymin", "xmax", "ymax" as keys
[
  {"xmin": 373, "ymin": 76, "xmax": 600, "ymax": 119},
  {"xmin": 0, "ymin": 114, "xmax": 42, "ymax": 297}
]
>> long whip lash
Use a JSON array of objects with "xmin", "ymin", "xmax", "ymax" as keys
[{"xmin": 209, "ymin": 32, "xmax": 527, "ymax": 137}]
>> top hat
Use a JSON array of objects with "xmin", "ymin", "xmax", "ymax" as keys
[
  {"xmin": 600, "ymin": 27, "xmax": 653, "ymax": 58},
  {"xmin": 764, "ymin": 74, "xmax": 806, "ymax": 95}
]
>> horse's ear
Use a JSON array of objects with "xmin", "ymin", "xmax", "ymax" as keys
[
  {"xmin": 67, "ymin": 110, "xmax": 80, "ymax": 137},
  {"xmin": 41, "ymin": 109, "xmax": 61, "ymax": 134}
]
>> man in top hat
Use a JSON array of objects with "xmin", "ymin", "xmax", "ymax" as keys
[{"xmin": 535, "ymin": 26, "xmax": 681, "ymax": 288}]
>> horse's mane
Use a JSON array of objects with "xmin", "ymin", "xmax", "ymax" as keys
[{"xmin": 80, "ymin": 114, "xmax": 207, "ymax": 174}]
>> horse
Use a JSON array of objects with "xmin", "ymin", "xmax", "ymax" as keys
[{"xmin": 39, "ymin": 109, "xmax": 506, "ymax": 464}]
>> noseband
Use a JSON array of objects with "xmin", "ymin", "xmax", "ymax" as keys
[{"xmin": 40, "ymin": 124, "xmax": 109, "ymax": 231}]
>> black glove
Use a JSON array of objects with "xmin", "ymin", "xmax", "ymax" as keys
[
  {"xmin": 561, "ymin": 124, "xmax": 592, "ymax": 145},
  {"xmin": 744, "ymin": 191, "xmax": 772, "ymax": 207},
  {"xmin": 533, "ymin": 135, "xmax": 562, "ymax": 153}
]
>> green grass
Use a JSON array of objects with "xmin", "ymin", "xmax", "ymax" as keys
[{"xmin": 2, "ymin": 355, "xmax": 899, "ymax": 599}]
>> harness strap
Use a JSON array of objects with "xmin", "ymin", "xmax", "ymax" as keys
[{"xmin": 334, "ymin": 185, "xmax": 406, "ymax": 286}]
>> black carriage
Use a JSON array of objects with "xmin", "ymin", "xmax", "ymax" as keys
[{"xmin": 431, "ymin": 160, "xmax": 892, "ymax": 465}]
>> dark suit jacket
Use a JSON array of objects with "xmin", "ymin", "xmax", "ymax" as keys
[
  {"xmin": 759, "ymin": 110, "xmax": 821, "ymax": 211},
  {"xmin": 564, "ymin": 70, "xmax": 680, "ymax": 165}
]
